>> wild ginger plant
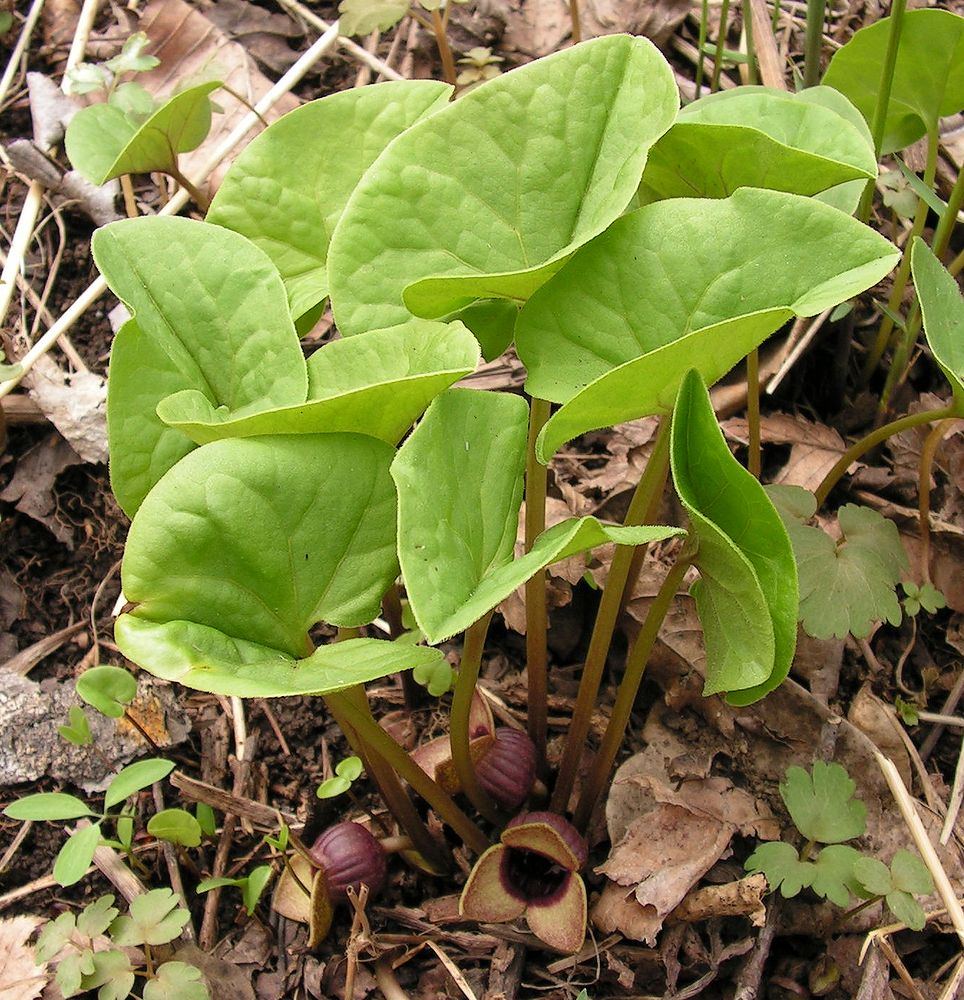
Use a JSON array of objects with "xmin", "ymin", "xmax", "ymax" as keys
[{"xmin": 92, "ymin": 35, "xmax": 911, "ymax": 950}]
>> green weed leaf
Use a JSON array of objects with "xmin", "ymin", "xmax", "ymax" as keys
[
  {"xmin": 208, "ymin": 80, "xmax": 449, "ymax": 319},
  {"xmin": 328, "ymin": 35, "xmax": 677, "ymax": 333},
  {"xmin": 641, "ymin": 86, "xmax": 875, "ymax": 202},
  {"xmin": 745, "ymin": 841, "xmax": 815, "ymax": 897},
  {"xmin": 518, "ymin": 189, "xmax": 897, "ymax": 459},
  {"xmin": 670, "ymin": 370, "xmax": 797, "ymax": 702},
  {"xmin": 4, "ymin": 792, "xmax": 95, "ymax": 821},
  {"xmin": 104, "ymin": 759, "xmax": 175, "ymax": 811},
  {"xmin": 35, "ymin": 911, "xmax": 76, "ymax": 962},
  {"xmin": 338, "ymin": 0, "xmax": 410, "ymax": 35},
  {"xmin": 316, "ymin": 776, "xmax": 351, "ymax": 798},
  {"xmin": 77, "ymin": 895, "xmax": 119, "ymax": 937},
  {"xmin": 887, "ymin": 889, "xmax": 927, "ymax": 930},
  {"xmin": 780, "ymin": 762, "xmax": 866, "ymax": 844},
  {"xmin": 54, "ymin": 822, "xmax": 102, "ymax": 887},
  {"xmin": 147, "ymin": 808, "xmax": 202, "ymax": 847},
  {"xmin": 891, "ymin": 848, "xmax": 934, "ymax": 896},
  {"xmin": 413, "ymin": 657, "xmax": 453, "ymax": 695},
  {"xmin": 76, "ymin": 665, "xmax": 137, "ymax": 718},
  {"xmin": 66, "ymin": 81, "xmax": 220, "ymax": 184},
  {"xmin": 196, "ymin": 802, "xmax": 216, "ymax": 837},
  {"xmin": 59, "ymin": 705, "xmax": 93, "ymax": 746},
  {"xmin": 242, "ymin": 865, "xmax": 273, "ymax": 915},
  {"xmin": 811, "ymin": 844, "xmax": 862, "ymax": 906},
  {"xmin": 104, "ymin": 32, "xmax": 160, "ymax": 75},
  {"xmin": 911, "ymin": 238, "xmax": 964, "ymax": 411},
  {"xmin": 83, "ymin": 949, "xmax": 134, "ymax": 1000},
  {"xmin": 110, "ymin": 888, "xmax": 190, "ymax": 947},
  {"xmin": 853, "ymin": 855, "xmax": 892, "ymax": 896},
  {"xmin": 57, "ymin": 949, "xmax": 92, "ymax": 998},
  {"xmin": 143, "ymin": 961, "xmax": 208, "ymax": 1000},
  {"xmin": 110, "ymin": 81, "xmax": 155, "ymax": 121},
  {"xmin": 823, "ymin": 9, "xmax": 964, "ymax": 155}
]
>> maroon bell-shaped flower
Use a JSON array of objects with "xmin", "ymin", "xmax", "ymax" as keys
[{"xmin": 459, "ymin": 811, "xmax": 588, "ymax": 953}]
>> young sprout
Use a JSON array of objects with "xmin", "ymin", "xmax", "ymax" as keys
[{"xmin": 460, "ymin": 811, "xmax": 588, "ymax": 953}]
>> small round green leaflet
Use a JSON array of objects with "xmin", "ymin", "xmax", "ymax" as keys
[
  {"xmin": 640, "ymin": 86, "xmax": 876, "ymax": 203},
  {"xmin": 65, "ymin": 80, "xmax": 220, "ymax": 185},
  {"xmin": 104, "ymin": 759, "xmax": 176, "ymax": 811},
  {"xmin": 515, "ymin": 188, "xmax": 898, "ymax": 460},
  {"xmin": 822, "ymin": 9, "xmax": 964, "ymax": 155},
  {"xmin": 910, "ymin": 239, "xmax": 964, "ymax": 413},
  {"xmin": 328, "ymin": 34, "xmax": 678, "ymax": 335},
  {"xmin": 207, "ymin": 80, "xmax": 451, "ymax": 321},
  {"xmin": 147, "ymin": 808, "xmax": 202, "ymax": 848},
  {"xmin": 670, "ymin": 370, "xmax": 797, "ymax": 703},
  {"xmin": 54, "ymin": 822, "xmax": 102, "ymax": 887},
  {"xmin": 76, "ymin": 665, "xmax": 137, "ymax": 718},
  {"xmin": 317, "ymin": 756, "xmax": 364, "ymax": 799},
  {"xmin": 4, "ymin": 792, "xmax": 95, "ymax": 821}
]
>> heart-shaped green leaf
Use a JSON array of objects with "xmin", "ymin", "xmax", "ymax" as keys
[
  {"xmin": 822, "ymin": 9, "xmax": 964, "ymax": 155},
  {"xmin": 114, "ymin": 617, "xmax": 443, "ymax": 697},
  {"xmin": 671, "ymin": 370, "xmax": 797, "ymax": 702},
  {"xmin": 910, "ymin": 238, "xmax": 964, "ymax": 411},
  {"xmin": 157, "ymin": 319, "xmax": 480, "ymax": 445},
  {"xmin": 107, "ymin": 319, "xmax": 197, "ymax": 517},
  {"xmin": 517, "ymin": 188, "xmax": 897, "ymax": 460},
  {"xmin": 121, "ymin": 434, "xmax": 398, "ymax": 659},
  {"xmin": 640, "ymin": 86, "xmax": 875, "ymax": 203},
  {"xmin": 328, "ymin": 34, "xmax": 678, "ymax": 334},
  {"xmin": 76, "ymin": 665, "xmax": 137, "ymax": 718},
  {"xmin": 207, "ymin": 80, "xmax": 451, "ymax": 319},
  {"xmin": 391, "ymin": 389, "xmax": 683, "ymax": 642},
  {"xmin": 147, "ymin": 808, "xmax": 202, "ymax": 847},
  {"xmin": 66, "ymin": 81, "xmax": 220, "ymax": 184}
]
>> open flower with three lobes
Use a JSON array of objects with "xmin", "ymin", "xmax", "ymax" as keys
[{"xmin": 459, "ymin": 811, "xmax": 588, "ymax": 953}]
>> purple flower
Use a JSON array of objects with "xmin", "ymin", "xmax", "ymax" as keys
[{"xmin": 459, "ymin": 811, "xmax": 588, "ymax": 953}]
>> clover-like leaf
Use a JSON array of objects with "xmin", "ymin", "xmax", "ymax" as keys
[
  {"xmin": 54, "ymin": 822, "xmax": 103, "ymax": 887},
  {"xmin": 780, "ymin": 762, "xmax": 866, "ymax": 844},
  {"xmin": 811, "ymin": 844, "xmax": 862, "ymax": 906},
  {"xmin": 4, "ymin": 792, "xmax": 95, "ymax": 821},
  {"xmin": 911, "ymin": 238, "xmax": 964, "ymax": 412},
  {"xmin": 516, "ymin": 189, "xmax": 897, "ymax": 459},
  {"xmin": 891, "ymin": 849, "xmax": 934, "ymax": 896},
  {"xmin": 76, "ymin": 665, "xmax": 137, "ymax": 719},
  {"xmin": 853, "ymin": 855, "xmax": 892, "ymax": 896},
  {"xmin": 65, "ymin": 81, "xmax": 220, "ymax": 184},
  {"xmin": 670, "ymin": 370, "xmax": 797, "ymax": 702},
  {"xmin": 105, "ymin": 32, "xmax": 160, "ymax": 74},
  {"xmin": 109, "ymin": 888, "xmax": 191, "ymax": 947},
  {"xmin": 147, "ymin": 808, "xmax": 202, "ymax": 848},
  {"xmin": 143, "ymin": 961, "xmax": 208, "ymax": 1000},
  {"xmin": 59, "ymin": 705, "xmax": 93, "ymax": 746},
  {"xmin": 392, "ymin": 389, "xmax": 682, "ymax": 643},
  {"xmin": 104, "ymin": 759, "xmax": 175, "ymax": 811},
  {"xmin": 744, "ymin": 841, "xmax": 815, "ymax": 898},
  {"xmin": 338, "ymin": 0, "xmax": 410, "ymax": 35},
  {"xmin": 886, "ymin": 889, "xmax": 927, "ymax": 931},
  {"xmin": 823, "ymin": 9, "xmax": 964, "ymax": 155},
  {"xmin": 77, "ymin": 895, "xmax": 119, "ymax": 937},
  {"xmin": 413, "ymin": 657, "xmax": 453, "ymax": 696},
  {"xmin": 82, "ymin": 949, "xmax": 134, "ymax": 1000},
  {"xmin": 35, "ymin": 911, "xmax": 76, "ymax": 962},
  {"xmin": 208, "ymin": 81, "xmax": 449, "ymax": 319},
  {"xmin": 855, "ymin": 851, "xmax": 932, "ymax": 929},
  {"xmin": 640, "ymin": 86, "xmax": 875, "ymax": 203},
  {"xmin": 328, "ymin": 35, "xmax": 678, "ymax": 334},
  {"xmin": 157, "ymin": 319, "xmax": 480, "ymax": 448},
  {"xmin": 57, "ymin": 950, "xmax": 92, "ymax": 998}
]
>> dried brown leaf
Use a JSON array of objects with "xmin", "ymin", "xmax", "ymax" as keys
[{"xmin": 0, "ymin": 915, "xmax": 46, "ymax": 1000}]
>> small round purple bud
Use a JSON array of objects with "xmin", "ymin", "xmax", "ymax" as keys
[
  {"xmin": 476, "ymin": 728, "xmax": 537, "ymax": 810},
  {"xmin": 310, "ymin": 822, "xmax": 387, "ymax": 901}
]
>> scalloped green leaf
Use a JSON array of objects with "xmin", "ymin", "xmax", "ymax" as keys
[
  {"xmin": 822, "ymin": 9, "xmax": 964, "ymax": 155},
  {"xmin": 811, "ymin": 844, "xmax": 862, "ymax": 906},
  {"xmin": 518, "ymin": 189, "xmax": 897, "ymax": 460},
  {"xmin": 113, "ymin": 618, "xmax": 443, "ymax": 697},
  {"xmin": 207, "ymin": 81, "xmax": 451, "ymax": 319},
  {"xmin": 670, "ymin": 370, "xmax": 797, "ymax": 702},
  {"xmin": 393, "ymin": 389, "xmax": 684, "ymax": 643},
  {"xmin": 911, "ymin": 238, "xmax": 964, "ymax": 411},
  {"xmin": 157, "ymin": 319, "xmax": 480, "ymax": 445},
  {"xmin": 780, "ymin": 762, "xmax": 866, "ymax": 844},
  {"xmin": 66, "ymin": 81, "xmax": 219, "ymax": 184},
  {"xmin": 120, "ymin": 435, "xmax": 399, "ymax": 661},
  {"xmin": 106, "ymin": 319, "xmax": 196, "ymax": 517},
  {"xmin": 328, "ymin": 34, "xmax": 678, "ymax": 334},
  {"xmin": 640, "ymin": 86, "xmax": 875, "ymax": 203},
  {"xmin": 745, "ymin": 841, "xmax": 815, "ymax": 898}
]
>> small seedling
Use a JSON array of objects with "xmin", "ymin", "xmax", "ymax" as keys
[
  {"xmin": 316, "ymin": 755, "xmax": 364, "ymax": 799},
  {"xmin": 894, "ymin": 695, "xmax": 920, "ymax": 726},
  {"xmin": 34, "ymin": 890, "xmax": 208, "ymax": 999},
  {"xmin": 745, "ymin": 762, "xmax": 933, "ymax": 927},
  {"xmin": 76, "ymin": 665, "xmax": 137, "ymax": 718},
  {"xmin": 456, "ymin": 47, "xmax": 503, "ymax": 91},
  {"xmin": 900, "ymin": 581, "xmax": 947, "ymax": 617},
  {"xmin": 58, "ymin": 705, "xmax": 93, "ymax": 746},
  {"xmin": 412, "ymin": 657, "xmax": 453, "ymax": 696},
  {"xmin": 197, "ymin": 864, "xmax": 273, "ymax": 916}
]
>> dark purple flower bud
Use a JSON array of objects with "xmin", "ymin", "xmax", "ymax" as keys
[
  {"xmin": 476, "ymin": 728, "xmax": 537, "ymax": 810},
  {"xmin": 310, "ymin": 822, "xmax": 387, "ymax": 901}
]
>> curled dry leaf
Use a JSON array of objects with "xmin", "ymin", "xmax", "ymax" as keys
[{"xmin": 0, "ymin": 915, "xmax": 46, "ymax": 1000}]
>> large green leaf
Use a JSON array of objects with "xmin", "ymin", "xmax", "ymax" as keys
[
  {"xmin": 107, "ymin": 319, "xmax": 196, "ymax": 517},
  {"xmin": 910, "ymin": 239, "xmax": 964, "ymax": 411},
  {"xmin": 640, "ymin": 86, "xmax": 875, "ymax": 202},
  {"xmin": 328, "ymin": 34, "xmax": 678, "ymax": 335},
  {"xmin": 94, "ymin": 217, "xmax": 307, "ymax": 417},
  {"xmin": 156, "ymin": 319, "xmax": 480, "ymax": 445},
  {"xmin": 517, "ymin": 188, "xmax": 898, "ymax": 460},
  {"xmin": 114, "ymin": 619, "xmax": 444, "ymax": 697},
  {"xmin": 207, "ymin": 81, "xmax": 451, "ymax": 320},
  {"xmin": 671, "ymin": 370, "xmax": 797, "ymax": 702},
  {"xmin": 121, "ymin": 434, "xmax": 398, "ymax": 659},
  {"xmin": 822, "ymin": 9, "xmax": 964, "ymax": 155},
  {"xmin": 66, "ymin": 81, "xmax": 219, "ymax": 184}
]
